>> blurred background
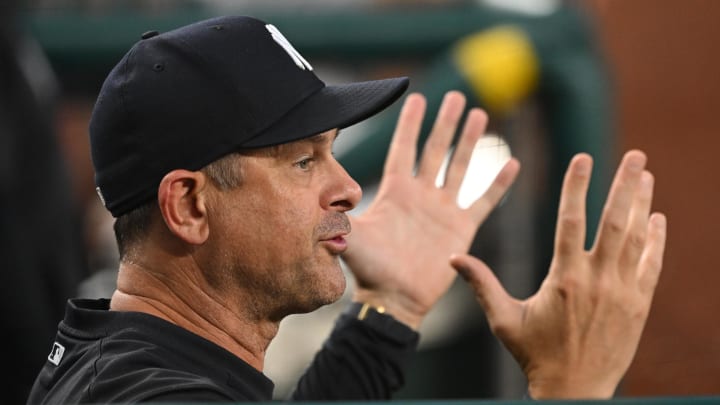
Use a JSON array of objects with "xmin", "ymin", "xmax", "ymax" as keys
[{"xmin": 2, "ymin": 0, "xmax": 719, "ymax": 403}]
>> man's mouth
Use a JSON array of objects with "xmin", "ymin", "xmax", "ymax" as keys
[
  {"xmin": 316, "ymin": 213, "xmax": 351, "ymax": 253},
  {"xmin": 320, "ymin": 233, "xmax": 348, "ymax": 254}
]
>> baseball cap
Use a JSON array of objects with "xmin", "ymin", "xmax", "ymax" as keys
[{"xmin": 90, "ymin": 15, "xmax": 409, "ymax": 217}]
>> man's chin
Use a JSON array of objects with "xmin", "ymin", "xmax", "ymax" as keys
[
  {"xmin": 312, "ymin": 275, "xmax": 347, "ymax": 309},
  {"xmin": 296, "ymin": 272, "xmax": 347, "ymax": 314},
  {"xmin": 277, "ymin": 259, "xmax": 347, "ymax": 316}
]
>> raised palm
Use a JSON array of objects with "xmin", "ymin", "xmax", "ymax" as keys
[{"xmin": 342, "ymin": 91, "xmax": 519, "ymax": 328}]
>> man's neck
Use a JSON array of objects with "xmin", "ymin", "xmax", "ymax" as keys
[{"xmin": 110, "ymin": 262, "xmax": 280, "ymax": 371}]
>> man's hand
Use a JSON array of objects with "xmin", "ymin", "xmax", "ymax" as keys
[
  {"xmin": 342, "ymin": 91, "xmax": 520, "ymax": 329},
  {"xmin": 451, "ymin": 151, "xmax": 667, "ymax": 399}
]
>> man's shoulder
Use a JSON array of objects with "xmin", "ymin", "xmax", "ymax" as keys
[
  {"xmin": 28, "ymin": 299, "xmax": 273, "ymax": 404},
  {"xmin": 28, "ymin": 332, "xmax": 237, "ymax": 404}
]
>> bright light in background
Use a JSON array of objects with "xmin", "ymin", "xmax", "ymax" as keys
[
  {"xmin": 435, "ymin": 133, "xmax": 512, "ymax": 209},
  {"xmin": 479, "ymin": 0, "xmax": 560, "ymax": 16}
]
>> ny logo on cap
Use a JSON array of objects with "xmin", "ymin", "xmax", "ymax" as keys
[{"xmin": 266, "ymin": 24, "xmax": 313, "ymax": 71}]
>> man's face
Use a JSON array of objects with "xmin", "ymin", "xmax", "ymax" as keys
[{"xmin": 202, "ymin": 129, "xmax": 362, "ymax": 319}]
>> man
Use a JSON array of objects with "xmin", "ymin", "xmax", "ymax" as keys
[{"xmin": 27, "ymin": 15, "xmax": 666, "ymax": 404}]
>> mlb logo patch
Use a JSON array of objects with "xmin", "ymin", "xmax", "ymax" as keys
[{"xmin": 48, "ymin": 342, "xmax": 65, "ymax": 366}]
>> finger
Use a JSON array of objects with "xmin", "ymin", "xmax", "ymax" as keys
[
  {"xmin": 344, "ymin": 214, "xmax": 360, "ymax": 252},
  {"xmin": 444, "ymin": 108, "xmax": 488, "ymax": 194},
  {"xmin": 618, "ymin": 171, "xmax": 654, "ymax": 273},
  {"xmin": 637, "ymin": 213, "xmax": 667, "ymax": 296},
  {"xmin": 416, "ymin": 91, "xmax": 466, "ymax": 183},
  {"xmin": 591, "ymin": 150, "xmax": 647, "ymax": 264},
  {"xmin": 450, "ymin": 253, "xmax": 515, "ymax": 323},
  {"xmin": 383, "ymin": 93, "xmax": 427, "ymax": 177},
  {"xmin": 554, "ymin": 153, "xmax": 593, "ymax": 260},
  {"xmin": 467, "ymin": 157, "xmax": 520, "ymax": 223}
]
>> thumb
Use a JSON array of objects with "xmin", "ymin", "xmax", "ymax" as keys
[{"xmin": 450, "ymin": 253, "xmax": 513, "ymax": 322}]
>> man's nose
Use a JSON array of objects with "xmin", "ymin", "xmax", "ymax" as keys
[{"xmin": 324, "ymin": 159, "xmax": 362, "ymax": 212}]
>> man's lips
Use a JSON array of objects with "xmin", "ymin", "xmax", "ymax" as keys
[{"xmin": 320, "ymin": 233, "xmax": 348, "ymax": 254}]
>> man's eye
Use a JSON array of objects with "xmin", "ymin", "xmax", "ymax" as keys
[{"xmin": 295, "ymin": 158, "xmax": 313, "ymax": 170}]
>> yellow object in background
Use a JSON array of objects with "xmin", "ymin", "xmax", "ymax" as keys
[{"xmin": 453, "ymin": 25, "xmax": 539, "ymax": 115}]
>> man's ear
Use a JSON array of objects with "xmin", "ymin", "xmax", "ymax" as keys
[{"xmin": 157, "ymin": 169, "xmax": 210, "ymax": 245}]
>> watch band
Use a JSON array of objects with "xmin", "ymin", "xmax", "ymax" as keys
[
  {"xmin": 356, "ymin": 302, "xmax": 386, "ymax": 320},
  {"xmin": 343, "ymin": 301, "xmax": 418, "ymax": 343},
  {"xmin": 344, "ymin": 301, "xmax": 386, "ymax": 320}
]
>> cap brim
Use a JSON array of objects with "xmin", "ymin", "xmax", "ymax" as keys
[{"xmin": 242, "ymin": 76, "xmax": 409, "ymax": 148}]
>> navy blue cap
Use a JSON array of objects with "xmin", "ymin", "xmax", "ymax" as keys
[{"xmin": 90, "ymin": 15, "xmax": 409, "ymax": 217}]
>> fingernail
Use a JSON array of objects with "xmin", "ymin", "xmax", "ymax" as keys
[
  {"xmin": 575, "ymin": 157, "xmax": 591, "ymax": 176},
  {"xmin": 626, "ymin": 152, "xmax": 647, "ymax": 172},
  {"xmin": 652, "ymin": 213, "xmax": 666, "ymax": 228}
]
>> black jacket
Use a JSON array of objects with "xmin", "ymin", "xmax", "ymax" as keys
[{"xmin": 27, "ymin": 298, "xmax": 418, "ymax": 403}]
